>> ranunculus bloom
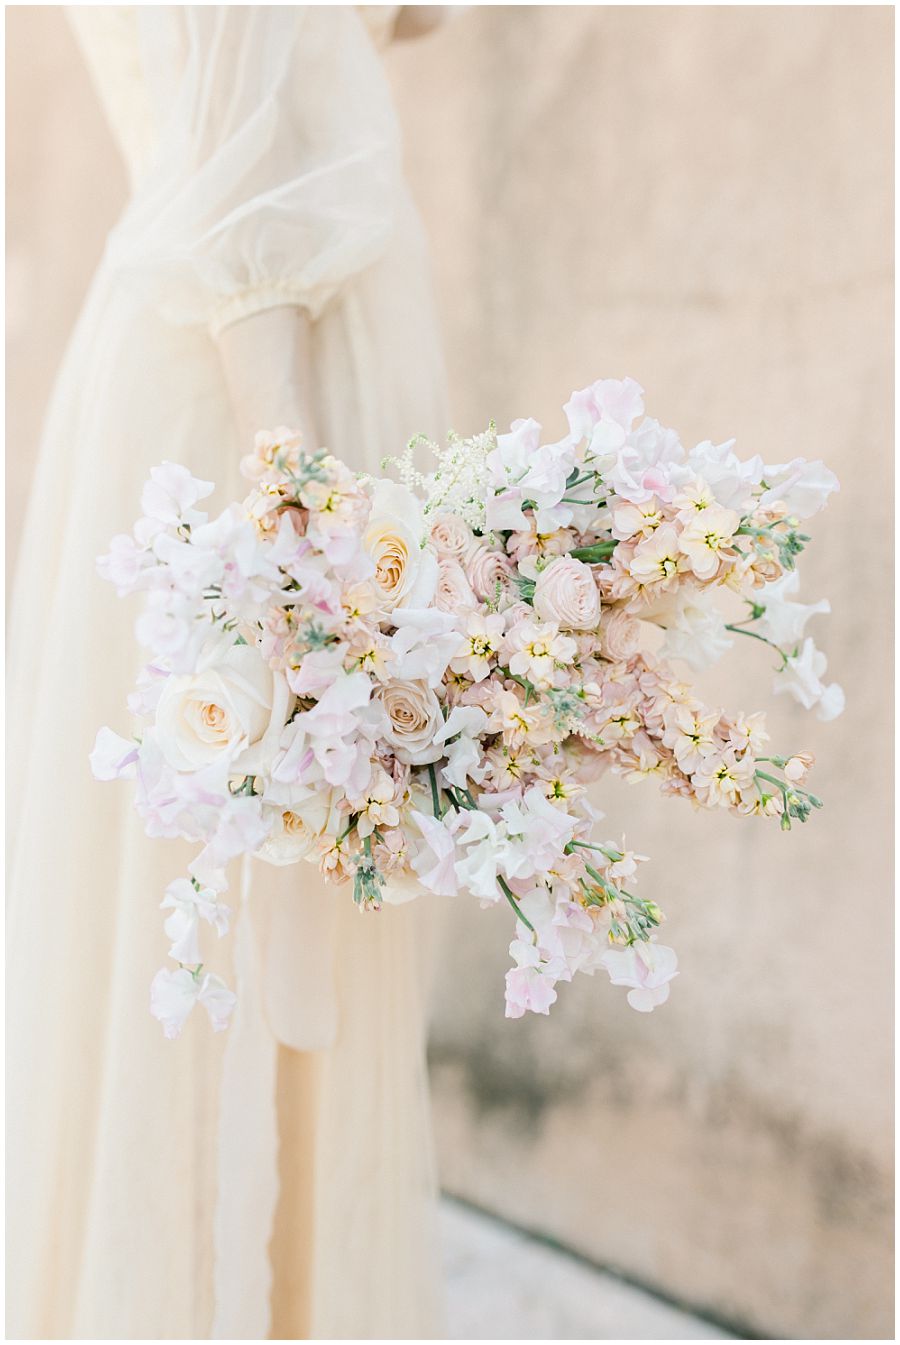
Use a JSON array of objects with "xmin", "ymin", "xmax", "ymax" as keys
[
  {"xmin": 155, "ymin": 642, "xmax": 292, "ymax": 773},
  {"xmin": 533, "ymin": 556, "xmax": 602, "ymax": 631}
]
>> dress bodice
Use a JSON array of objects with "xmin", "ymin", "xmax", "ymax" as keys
[{"xmin": 66, "ymin": 5, "xmax": 402, "ymax": 187}]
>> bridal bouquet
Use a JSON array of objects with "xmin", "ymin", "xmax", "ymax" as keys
[{"xmin": 92, "ymin": 378, "xmax": 841, "ymax": 1038}]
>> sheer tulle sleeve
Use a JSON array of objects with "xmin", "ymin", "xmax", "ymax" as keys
[{"xmin": 106, "ymin": 6, "xmax": 401, "ymax": 333}]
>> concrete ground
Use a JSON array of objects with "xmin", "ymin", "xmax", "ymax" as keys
[{"xmin": 441, "ymin": 1200, "xmax": 736, "ymax": 1341}]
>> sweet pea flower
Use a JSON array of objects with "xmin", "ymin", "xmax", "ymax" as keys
[
  {"xmin": 410, "ymin": 810, "xmax": 461, "ymax": 896},
  {"xmin": 601, "ymin": 941, "xmax": 678, "ymax": 1012},
  {"xmin": 686, "ymin": 440, "xmax": 763, "ymax": 513},
  {"xmin": 150, "ymin": 967, "xmax": 237, "ymax": 1038},
  {"xmin": 754, "ymin": 571, "xmax": 831, "ymax": 648},
  {"xmin": 161, "ymin": 877, "xmax": 231, "ymax": 965},
  {"xmin": 773, "ymin": 637, "xmax": 845, "ymax": 720},
  {"xmin": 760, "ymin": 458, "xmax": 839, "ymax": 518},
  {"xmin": 658, "ymin": 594, "xmax": 733, "ymax": 672},
  {"xmin": 140, "ymin": 461, "xmax": 214, "ymax": 528},
  {"xmin": 90, "ymin": 727, "xmax": 140, "ymax": 781},
  {"xmin": 504, "ymin": 939, "xmax": 559, "ymax": 1018},
  {"xmin": 488, "ymin": 417, "xmax": 542, "ymax": 487},
  {"xmin": 388, "ymin": 608, "xmax": 463, "ymax": 687}
]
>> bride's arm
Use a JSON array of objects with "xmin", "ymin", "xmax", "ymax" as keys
[
  {"xmin": 215, "ymin": 306, "xmax": 318, "ymax": 453},
  {"xmin": 114, "ymin": 7, "xmax": 402, "ymax": 453}
]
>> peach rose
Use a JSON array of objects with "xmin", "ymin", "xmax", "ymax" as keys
[{"xmin": 376, "ymin": 679, "xmax": 444, "ymax": 765}]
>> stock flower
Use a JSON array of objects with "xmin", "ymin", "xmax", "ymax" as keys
[
  {"xmin": 628, "ymin": 525, "xmax": 687, "ymax": 590},
  {"xmin": 532, "ymin": 556, "xmax": 602, "ymax": 631},
  {"xmin": 677, "ymin": 504, "xmax": 740, "ymax": 580},
  {"xmin": 451, "ymin": 612, "xmax": 505, "ymax": 682},
  {"xmin": 506, "ymin": 617, "xmax": 577, "ymax": 689}
]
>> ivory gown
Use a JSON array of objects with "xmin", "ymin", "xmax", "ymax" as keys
[{"xmin": 8, "ymin": 7, "xmax": 447, "ymax": 1339}]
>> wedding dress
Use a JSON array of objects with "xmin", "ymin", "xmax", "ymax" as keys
[{"xmin": 7, "ymin": 7, "xmax": 447, "ymax": 1339}]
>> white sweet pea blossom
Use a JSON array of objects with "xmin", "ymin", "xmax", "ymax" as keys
[
  {"xmin": 97, "ymin": 533, "xmax": 156, "ymax": 595},
  {"xmin": 754, "ymin": 570, "xmax": 830, "ymax": 647},
  {"xmin": 604, "ymin": 418, "xmax": 686, "ymax": 505},
  {"xmin": 410, "ymin": 810, "xmax": 461, "ymax": 896},
  {"xmin": 686, "ymin": 438, "xmax": 763, "ymax": 513},
  {"xmin": 760, "ymin": 458, "xmax": 839, "ymax": 518},
  {"xmin": 387, "ymin": 608, "xmax": 462, "ymax": 687},
  {"xmin": 140, "ymin": 461, "xmax": 214, "ymax": 528},
  {"xmin": 504, "ymin": 940, "xmax": 559, "ymax": 1018},
  {"xmin": 773, "ymin": 636, "xmax": 845, "ymax": 721},
  {"xmin": 601, "ymin": 942, "xmax": 679, "ymax": 1012},
  {"xmin": 435, "ymin": 705, "xmax": 489, "ymax": 790},
  {"xmin": 659, "ymin": 593, "xmax": 733, "ymax": 672},
  {"xmin": 160, "ymin": 877, "xmax": 231, "ymax": 966},
  {"xmin": 488, "ymin": 417, "xmax": 542, "ymax": 487},
  {"xmin": 90, "ymin": 727, "xmax": 139, "ymax": 781},
  {"xmin": 150, "ymin": 967, "xmax": 236, "ymax": 1039}
]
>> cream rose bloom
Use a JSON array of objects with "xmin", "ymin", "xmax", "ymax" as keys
[
  {"xmin": 533, "ymin": 556, "xmax": 602, "ymax": 630},
  {"xmin": 256, "ymin": 790, "xmax": 340, "ymax": 866},
  {"xmin": 364, "ymin": 480, "xmax": 438, "ymax": 613},
  {"xmin": 376, "ymin": 678, "xmax": 444, "ymax": 765},
  {"xmin": 155, "ymin": 643, "xmax": 292, "ymax": 773}
]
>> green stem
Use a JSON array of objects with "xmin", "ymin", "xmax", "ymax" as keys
[
  {"xmin": 427, "ymin": 764, "xmax": 442, "ymax": 819},
  {"xmin": 497, "ymin": 875, "xmax": 537, "ymax": 937},
  {"xmin": 725, "ymin": 624, "xmax": 789, "ymax": 667}
]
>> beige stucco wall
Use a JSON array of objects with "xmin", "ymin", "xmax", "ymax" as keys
[{"xmin": 7, "ymin": 6, "xmax": 893, "ymax": 1340}]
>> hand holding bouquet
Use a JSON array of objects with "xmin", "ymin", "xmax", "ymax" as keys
[{"xmin": 92, "ymin": 377, "xmax": 841, "ymax": 1037}]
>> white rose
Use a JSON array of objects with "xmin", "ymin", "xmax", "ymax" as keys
[
  {"xmin": 533, "ymin": 556, "xmax": 601, "ymax": 630},
  {"xmin": 256, "ymin": 792, "xmax": 339, "ymax": 866},
  {"xmin": 155, "ymin": 643, "xmax": 292, "ymax": 773},
  {"xmin": 376, "ymin": 679, "xmax": 444, "ymax": 765},
  {"xmin": 364, "ymin": 480, "xmax": 438, "ymax": 613}
]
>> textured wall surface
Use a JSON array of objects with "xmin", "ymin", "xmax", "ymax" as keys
[
  {"xmin": 7, "ymin": 7, "xmax": 893, "ymax": 1340},
  {"xmin": 387, "ymin": 7, "xmax": 894, "ymax": 1339}
]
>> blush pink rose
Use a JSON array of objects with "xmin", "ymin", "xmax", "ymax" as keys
[{"xmin": 533, "ymin": 556, "xmax": 601, "ymax": 631}]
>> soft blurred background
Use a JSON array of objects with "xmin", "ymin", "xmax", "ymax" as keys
[{"xmin": 7, "ymin": 6, "xmax": 893, "ymax": 1340}]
